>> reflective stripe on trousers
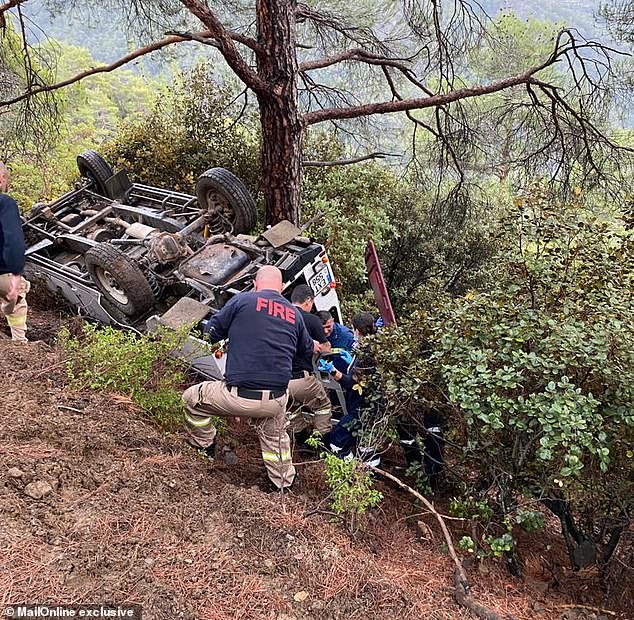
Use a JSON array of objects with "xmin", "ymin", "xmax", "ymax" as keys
[
  {"xmin": 0, "ymin": 276, "xmax": 29, "ymax": 343},
  {"xmin": 182, "ymin": 380, "xmax": 296, "ymax": 489}
]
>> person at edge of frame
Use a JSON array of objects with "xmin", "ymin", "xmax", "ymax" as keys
[{"xmin": 0, "ymin": 161, "xmax": 30, "ymax": 343}]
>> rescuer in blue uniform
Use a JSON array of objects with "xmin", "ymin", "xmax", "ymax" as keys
[
  {"xmin": 320, "ymin": 312, "xmax": 383, "ymax": 466},
  {"xmin": 287, "ymin": 284, "xmax": 332, "ymax": 444},
  {"xmin": 182, "ymin": 266, "xmax": 313, "ymax": 491},
  {"xmin": 317, "ymin": 310, "xmax": 355, "ymax": 351}
]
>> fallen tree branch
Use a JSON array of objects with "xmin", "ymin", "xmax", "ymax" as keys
[
  {"xmin": 371, "ymin": 466, "xmax": 513, "ymax": 620},
  {"xmin": 56, "ymin": 405, "xmax": 84, "ymax": 413},
  {"xmin": 555, "ymin": 604, "xmax": 617, "ymax": 617},
  {"xmin": 303, "ymin": 152, "xmax": 398, "ymax": 166},
  {"xmin": 453, "ymin": 572, "xmax": 515, "ymax": 620},
  {"xmin": 371, "ymin": 466, "xmax": 468, "ymax": 588}
]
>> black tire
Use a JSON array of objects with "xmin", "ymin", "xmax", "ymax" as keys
[
  {"xmin": 77, "ymin": 150, "xmax": 114, "ymax": 197},
  {"xmin": 99, "ymin": 297, "xmax": 135, "ymax": 326},
  {"xmin": 196, "ymin": 168, "xmax": 257, "ymax": 234},
  {"xmin": 85, "ymin": 243, "xmax": 155, "ymax": 319}
]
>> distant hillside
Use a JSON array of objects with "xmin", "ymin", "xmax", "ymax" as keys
[
  {"xmin": 24, "ymin": 1, "xmax": 610, "ymax": 67},
  {"xmin": 482, "ymin": 0, "xmax": 604, "ymax": 38}
]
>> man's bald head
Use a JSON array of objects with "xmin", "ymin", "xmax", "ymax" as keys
[
  {"xmin": 0, "ymin": 162, "xmax": 9, "ymax": 193},
  {"xmin": 254, "ymin": 265, "xmax": 284, "ymax": 293}
]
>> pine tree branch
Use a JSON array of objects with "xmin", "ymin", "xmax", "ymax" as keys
[
  {"xmin": 302, "ymin": 64, "xmax": 550, "ymax": 126},
  {"xmin": 0, "ymin": 0, "xmax": 27, "ymax": 15},
  {"xmin": 178, "ymin": 0, "xmax": 267, "ymax": 93},
  {"xmin": 303, "ymin": 152, "xmax": 398, "ymax": 166},
  {"xmin": 0, "ymin": 32, "xmax": 202, "ymax": 107},
  {"xmin": 300, "ymin": 48, "xmax": 417, "ymax": 72}
]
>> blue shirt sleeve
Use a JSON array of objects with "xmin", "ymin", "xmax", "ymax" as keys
[
  {"xmin": 342, "ymin": 327, "xmax": 355, "ymax": 350},
  {"xmin": 0, "ymin": 195, "xmax": 25, "ymax": 274},
  {"xmin": 204, "ymin": 296, "xmax": 239, "ymax": 342}
]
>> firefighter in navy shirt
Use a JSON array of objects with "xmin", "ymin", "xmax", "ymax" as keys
[
  {"xmin": 0, "ymin": 162, "xmax": 30, "ymax": 342},
  {"xmin": 287, "ymin": 284, "xmax": 332, "ymax": 444},
  {"xmin": 182, "ymin": 266, "xmax": 313, "ymax": 491}
]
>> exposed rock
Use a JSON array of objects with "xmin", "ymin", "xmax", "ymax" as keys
[
  {"xmin": 24, "ymin": 480, "xmax": 53, "ymax": 500},
  {"xmin": 7, "ymin": 467, "xmax": 24, "ymax": 479}
]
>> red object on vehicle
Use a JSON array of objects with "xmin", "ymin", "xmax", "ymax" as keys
[{"xmin": 365, "ymin": 240, "xmax": 397, "ymax": 326}]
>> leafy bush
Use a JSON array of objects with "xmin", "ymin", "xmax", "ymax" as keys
[
  {"xmin": 105, "ymin": 62, "xmax": 260, "ymax": 204},
  {"xmin": 323, "ymin": 453, "xmax": 383, "ymax": 533},
  {"xmin": 372, "ymin": 185, "xmax": 634, "ymax": 571},
  {"xmin": 302, "ymin": 162, "xmax": 397, "ymax": 294},
  {"xmin": 60, "ymin": 323, "xmax": 188, "ymax": 430}
]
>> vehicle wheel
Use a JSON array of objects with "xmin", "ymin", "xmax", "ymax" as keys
[
  {"xmin": 85, "ymin": 243, "xmax": 155, "ymax": 318},
  {"xmin": 99, "ymin": 297, "xmax": 135, "ymax": 326},
  {"xmin": 196, "ymin": 168, "xmax": 257, "ymax": 234},
  {"xmin": 77, "ymin": 150, "xmax": 114, "ymax": 197}
]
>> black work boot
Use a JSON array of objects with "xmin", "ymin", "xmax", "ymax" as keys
[{"xmin": 202, "ymin": 443, "xmax": 216, "ymax": 460}]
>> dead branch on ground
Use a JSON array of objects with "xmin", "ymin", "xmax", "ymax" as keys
[{"xmin": 371, "ymin": 466, "xmax": 514, "ymax": 620}]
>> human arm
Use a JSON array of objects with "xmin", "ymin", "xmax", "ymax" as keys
[
  {"xmin": 295, "ymin": 318, "xmax": 314, "ymax": 361},
  {"xmin": 204, "ymin": 296, "xmax": 239, "ymax": 342},
  {"xmin": 316, "ymin": 340, "xmax": 332, "ymax": 354},
  {"xmin": 317, "ymin": 359, "xmax": 351, "ymax": 385}
]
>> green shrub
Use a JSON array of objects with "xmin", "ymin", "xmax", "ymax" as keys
[
  {"xmin": 323, "ymin": 453, "xmax": 383, "ymax": 533},
  {"xmin": 371, "ymin": 185, "xmax": 634, "ymax": 570},
  {"xmin": 60, "ymin": 323, "xmax": 188, "ymax": 430},
  {"xmin": 105, "ymin": 62, "xmax": 260, "ymax": 203}
]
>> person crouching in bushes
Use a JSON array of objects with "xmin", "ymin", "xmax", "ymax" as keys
[{"xmin": 319, "ymin": 311, "xmax": 385, "ymax": 466}]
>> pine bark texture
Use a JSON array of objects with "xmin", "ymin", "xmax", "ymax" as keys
[{"xmin": 256, "ymin": 0, "xmax": 303, "ymax": 226}]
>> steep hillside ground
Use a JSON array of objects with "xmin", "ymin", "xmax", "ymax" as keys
[{"xmin": 0, "ymin": 313, "xmax": 630, "ymax": 620}]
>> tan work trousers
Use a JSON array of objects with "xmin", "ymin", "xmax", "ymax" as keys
[
  {"xmin": 288, "ymin": 371, "xmax": 332, "ymax": 435},
  {"xmin": 182, "ymin": 380, "xmax": 295, "ymax": 490},
  {"xmin": 0, "ymin": 275, "xmax": 30, "ymax": 342}
]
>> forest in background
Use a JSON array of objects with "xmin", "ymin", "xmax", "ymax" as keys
[{"xmin": 25, "ymin": 1, "xmax": 609, "ymax": 66}]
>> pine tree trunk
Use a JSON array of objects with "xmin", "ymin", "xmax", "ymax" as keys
[{"xmin": 256, "ymin": 0, "xmax": 303, "ymax": 226}]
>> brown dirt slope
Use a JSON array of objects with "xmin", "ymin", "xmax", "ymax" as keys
[{"xmin": 0, "ymin": 335, "xmax": 629, "ymax": 620}]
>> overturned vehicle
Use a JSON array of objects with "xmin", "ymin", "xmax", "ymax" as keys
[{"xmin": 23, "ymin": 151, "xmax": 342, "ymax": 378}]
